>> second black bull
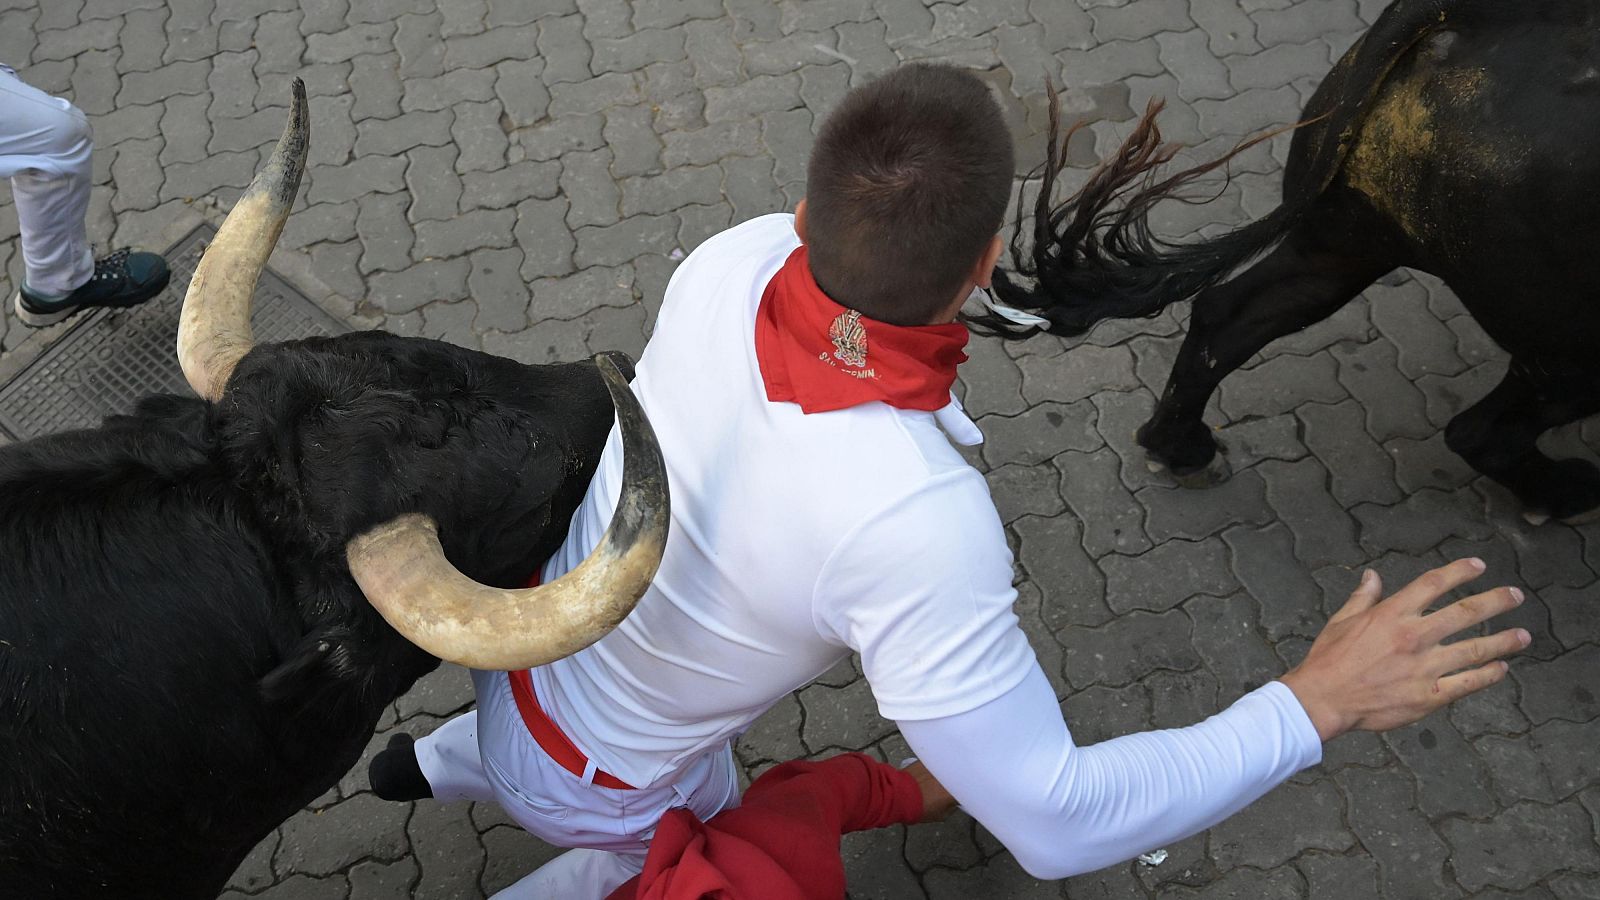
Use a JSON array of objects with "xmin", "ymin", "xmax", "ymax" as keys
[{"xmin": 973, "ymin": 0, "xmax": 1600, "ymax": 523}]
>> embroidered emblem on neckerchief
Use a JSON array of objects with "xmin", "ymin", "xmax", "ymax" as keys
[
  {"xmin": 829, "ymin": 310, "xmax": 868, "ymax": 368},
  {"xmin": 754, "ymin": 245, "xmax": 968, "ymax": 414}
]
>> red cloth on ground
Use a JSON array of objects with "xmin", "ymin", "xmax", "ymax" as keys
[
  {"xmin": 754, "ymin": 246, "xmax": 969, "ymax": 414},
  {"xmin": 605, "ymin": 753, "xmax": 925, "ymax": 900}
]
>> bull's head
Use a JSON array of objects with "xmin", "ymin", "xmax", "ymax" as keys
[{"xmin": 174, "ymin": 79, "xmax": 669, "ymax": 671}]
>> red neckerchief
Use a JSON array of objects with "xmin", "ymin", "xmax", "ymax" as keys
[{"xmin": 754, "ymin": 246, "xmax": 968, "ymax": 414}]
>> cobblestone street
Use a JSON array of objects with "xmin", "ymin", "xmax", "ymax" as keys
[{"xmin": 3, "ymin": 0, "xmax": 1599, "ymax": 897}]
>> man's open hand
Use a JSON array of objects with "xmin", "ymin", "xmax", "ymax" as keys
[{"xmin": 1279, "ymin": 558, "xmax": 1531, "ymax": 742}]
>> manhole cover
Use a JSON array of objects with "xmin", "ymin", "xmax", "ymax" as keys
[{"xmin": 0, "ymin": 224, "xmax": 346, "ymax": 441}]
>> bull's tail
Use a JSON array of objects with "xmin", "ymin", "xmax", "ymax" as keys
[
  {"xmin": 970, "ymin": 0, "xmax": 1461, "ymax": 339},
  {"xmin": 966, "ymin": 90, "xmax": 1305, "ymax": 338}
]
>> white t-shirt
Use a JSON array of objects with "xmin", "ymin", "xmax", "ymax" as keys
[{"xmin": 534, "ymin": 213, "xmax": 1036, "ymax": 788}]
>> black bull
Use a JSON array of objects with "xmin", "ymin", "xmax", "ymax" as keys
[
  {"xmin": 0, "ymin": 86, "xmax": 667, "ymax": 898},
  {"xmin": 973, "ymin": 0, "xmax": 1600, "ymax": 523}
]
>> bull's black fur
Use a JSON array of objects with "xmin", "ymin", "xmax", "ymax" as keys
[
  {"xmin": 973, "ymin": 0, "xmax": 1600, "ymax": 520},
  {"xmin": 0, "ymin": 331, "xmax": 622, "ymax": 898}
]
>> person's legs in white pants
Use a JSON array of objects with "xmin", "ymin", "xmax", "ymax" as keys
[{"xmin": 0, "ymin": 64, "xmax": 94, "ymax": 297}]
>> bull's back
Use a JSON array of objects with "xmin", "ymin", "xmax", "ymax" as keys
[
  {"xmin": 1301, "ymin": 1, "xmax": 1600, "ymax": 357},
  {"xmin": 0, "ymin": 404, "xmax": 305, "ymax": 898}
]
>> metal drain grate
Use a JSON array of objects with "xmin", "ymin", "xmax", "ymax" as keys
[{"xmin": 0, "ymin": 224, "xmax": 346, "ymax": 441}]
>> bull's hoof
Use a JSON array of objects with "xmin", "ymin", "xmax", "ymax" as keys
[{"xmin": 1147, "ymin": 445, "xmax": 1233, "ymax": 489}]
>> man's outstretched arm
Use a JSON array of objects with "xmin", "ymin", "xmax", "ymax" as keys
[{"xmin": 898, "ymin": 559, "xmax": 1528, "ymax": 880}]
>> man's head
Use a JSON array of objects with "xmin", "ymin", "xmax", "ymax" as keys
[{"xmin": 798, "ymin": 64, "xmax": 1015, "ymax": 326}]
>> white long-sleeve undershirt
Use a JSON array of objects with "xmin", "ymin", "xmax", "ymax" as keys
[{"xmin": 899, "ymin": 666, "xmax": 1323, "ymax": 879}]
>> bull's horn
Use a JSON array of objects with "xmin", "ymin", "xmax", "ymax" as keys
[
  {"xmin": 177, "ymin": 78, "xmax": 308, "ymax": 402},
  {"xmin": 345, "ymin": 354, "xmax": 671, "ymax": 670}
]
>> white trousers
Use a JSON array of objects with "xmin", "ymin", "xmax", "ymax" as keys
[
  {"xmin": 416, "ymin": 669, "xmax": 741, "ymax": 899},
  {"xmin": 0, "ymin": 64, "xmax": 94, "ymax": 296}
]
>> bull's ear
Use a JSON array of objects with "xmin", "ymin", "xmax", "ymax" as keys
[{"xmin": 258, "ymin": 629, "xmax": 357, "ymax": 705}]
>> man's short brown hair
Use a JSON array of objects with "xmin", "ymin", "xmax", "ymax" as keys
[{"xmin": 805, "ymin": 64, "xmax": 1015, "ymax": 326}]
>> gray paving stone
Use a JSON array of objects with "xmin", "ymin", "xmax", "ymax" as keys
[
  {"xmin": 798, "ymin": 677, "xmax": 895, "ymax": 752},
  {"xmin": 838, "ymin": 19, "xmax": 901, "ymax": 86},
  {"xmin": 986, "ymin": 461, "xmax": 1066, "ymax": 525},
  {"xmin": 1187, "ymin": 591, "xmax": 1284, "ymax": 701},
  {"xmin": 1213, "ymin": 413, "xmax": 1308, "ymax": 473},
  {"xmin": 528, "ymin": 263, "xmax": 635, "ymax": 322},
  {"xmin": 119, "ymin": 59, "xmax": 210, "ymax": 106},
  {"xmin": 408, "ymin": 800, "xmax": 485, "ymax": 897},
  {"xmin": 761, "ymin": 106, "xmax": 815, "ymax": 186},
  {"xmin": 1515, "ymin": 644, "xmax": 1600, "ymax": 727},
  {"xmin": 515, "ymin": 196, "xmax": 576, "ymax": 280},
  {"xmin": 444, "ymin": 21, "xmax": 539, "ymax": 70},
  {"xmin": 1381, "ymin": 711, "xmax": 1498, "ymax": 819},
  {"xmin": 1443, "ymin": 801, "xmax": 1600, "ymax": 893},
  {"xmin": 1101, "ymin": 537, "xmax": 1237, "ymax": 614},
  {"xmin": 549, "ymin": 71, "xmax": 642, "ymax": 117},
  {"xmin": 573, "ymin": 212, "xmax": 678, "ymax": 268},
  {"xmin": 673, "ymin": 21, "xmax": 738, "ymax": 91},
  {"xmin": 1299, "ymin": 399, "xmax": 1404, "ymax": 507},
  {"xmin": 414, "ymin": 208, "xmax": 515, "ymax": 260},
  {"xmin": 1335, "ymin": 765, "xmax": 1456, "ymax": 899},
  {"xmin": 631, "ymin": 0, "xmax": 723, "ymax": 30},
  {"xmin": 480, "ymin": 825, "xmax": 562, "ymax": 896},
  {"xmin": 159, "ymin": 150, "xmax": 258, "ymax": 202},
  {"xmin": 228, "ymin": 829, "xmax": 279, "ymax": 892},
  {"xmin": 1212, "ymin": 777, "xmax": 1353, "ymax": 869},
  {"xmin": 437, "ymin": 0, "xmax": 486, "ymax": 36},
  {"xmin": 354, "ymin": 109, "xmax": 454, "ymax": 158},
  {"xmin": 1258, "ymin": 457, "xmax": 1366, "ymax": 569},
  {"xmin": 1218, "ymin": 349, "xmax": 1347, "ymax": 421},
  {"xmin": 1418, "ymin": 360, "xmax": 1508, "ymax": 432},
  {"xmin": 922, "ymin": 850, "xmax": 1058, "ymax": 899},
  {"xmin": 1060, "ymin": 607, "xmax": 1200, "ymax": 689},
  {"xmin": 275, "ymin": 794, "xmax": 410, "ymax": 876},
  {"xmin": 307, "ymin": 157, "xmax": 408, "ymax": 204},
  {"xmin": 1018, "ymin": 343, "xmax": 1141, "ymax": 406},
  {"xmin": 703, "ymin": 73, "xmax": 801, "ymax": 124},
  {"xmin": 592, "ymin": 27, "xmax": 685, "ymax": 74},
  {"xmin": 979, "ymin": 399, "xmax": 1100, "ymax": 468},
  {"xmin": 221, "ymin": 874, "xmax": 349, "ymax": 900},
  {"xmin": 464, "ymin": 247, "xmax": 529, "ymax": 333},
  {"xmin": 1251, "ymin": 0, "xmax": 1363, "ymax": 46},
  {"xmin": 1013, "ymin": 513, "xmax": 1114, "ymax": 632},
  {"xmin": 403, "ymin": 145, "xmax": 462, "ymax": 223},
  {"xmin": 1352, "ymin": 486, "xmax": 1494, "ymax": 556},
  {"xmin": 32, "ymin": 17, "xmax": 118, "ymax": 61},
  {"xmin": 1330, "ymin": 337, "xmax": 1435, "ymax": 442},
  {"xmin": 661, "ymin": 119, "xmax": 762, "ymax": 167},
  {"xmin": 619, "ymin": 165, "xmax": 721, "ymax": 217},
  {"xmin": 1222, "ymin": 518, "xmax": 1337, "ymax": 637},
  {"xmin": 1138, "ymin": 467, "xmax": 1273, "ymax": 543},
  {"xmin": 393, "ymin": 12, "xmax": 445, "ymax": 79},
  {"xmin": 1056, "ymin": 446, "xmax": 1153, "ymax": 558},
  {"xmin": 348, "ymin": 857, "xmax": 417, "ymax": 900},
  {"xmin": 369, "ymin": 257, "xmax": 471, "ymax": 315}
]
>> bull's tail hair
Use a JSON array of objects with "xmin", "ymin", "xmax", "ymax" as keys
[{"xmin": 966, "ymin": 86, "xmax": 1307, "ymax": 338}]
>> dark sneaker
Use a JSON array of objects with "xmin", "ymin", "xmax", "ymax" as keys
[
  {"xmin": 13, "ymin": 248, "xmax": 171, "ymax": 327},
  {"xmin": 368, "ymin": 732, "xmax": 433, "ymax": 801}
]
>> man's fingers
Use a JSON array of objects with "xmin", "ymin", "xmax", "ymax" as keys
[
  {"xmin": 1421, "ymin": 586, "xmax": 1524, "ymax": 641},
  {"xmin": 1388, "ymin": 558, "xmax": 1487, "ymax": 615},
  {"xmin": 1433, "ymin": 660, "xmax": 1511, "ymax": 706},
  {"xmin": 1329, "ymin": 569, "xmax": 1383, "ymax": 624},
  {"xmin": 1436, "ymin": 627, "xmax": 1531, "ymax": 675}
]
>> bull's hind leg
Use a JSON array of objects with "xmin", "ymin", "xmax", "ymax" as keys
[
  {"xmin": 1137, "ymin": 223, "xmax": 1394, "ymax": 479},
  {"xmin": 1444, "ymin": 358, "xmax": 1600, "ymax": 523}
]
